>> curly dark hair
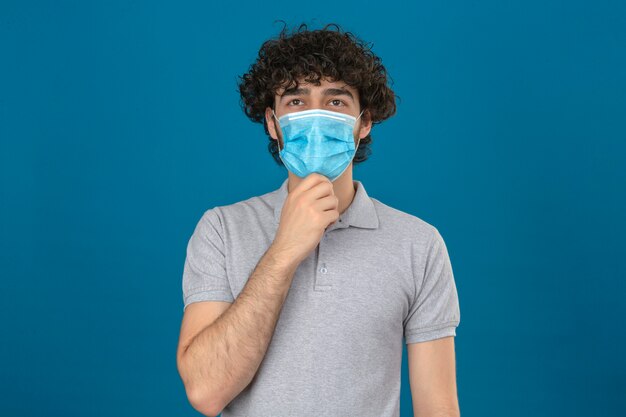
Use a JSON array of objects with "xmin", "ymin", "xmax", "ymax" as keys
[{"xmin": 237, "ymin": 21, "xmax": 398, "ymax": 167}]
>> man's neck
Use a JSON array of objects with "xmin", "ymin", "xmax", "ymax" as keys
[{"xmin": 286, "ymin": 172, "xmax": 357, "ymax": 216}]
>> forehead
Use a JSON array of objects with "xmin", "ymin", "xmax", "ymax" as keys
[{"xmin": 275, "ymin": 77, "xmax": 358, "ymax": 97}]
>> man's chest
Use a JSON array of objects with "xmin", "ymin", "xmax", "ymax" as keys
[{"xmin": 223, "ymin": 220, "xmax": 416, "ymax": 340}]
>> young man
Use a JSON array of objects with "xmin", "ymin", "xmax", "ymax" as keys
[{"xmin": 176, "ymin": 22, "xmax": 461, "ymax": 417}]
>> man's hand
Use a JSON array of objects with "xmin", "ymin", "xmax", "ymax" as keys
[{"xmin": 272, "ymin": 173, "xmax": 339, "ymax": 266}]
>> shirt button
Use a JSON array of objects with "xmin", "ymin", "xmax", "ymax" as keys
[{"xmin": 320, "ymin": 267, "xmax": 328, "ymax": 274}]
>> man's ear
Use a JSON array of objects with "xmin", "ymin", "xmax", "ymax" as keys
[
  {"xmin": 266, "ymin": 106, "xmax": 279, "ymax": 140},
  {"xmin": 358, "ymin": 109, "xmax": 373, "ymax": 139}
]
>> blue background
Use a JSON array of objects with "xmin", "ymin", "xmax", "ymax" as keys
[{"xmin": 1, "ymin": 1, "xmax": 624, "ymax": 416}]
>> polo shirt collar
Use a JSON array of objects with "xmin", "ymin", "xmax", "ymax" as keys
[{"xmin": 272, "ymin": 178, "xmax": 379, "ymax": 229}]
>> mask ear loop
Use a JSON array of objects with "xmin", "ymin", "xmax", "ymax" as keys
[
  {"xmin": 272, "ymin": 108, "xmax": 291, "ymax": 172},
  {"xmin": 272, "ymin": 108, "xmax": 284, "ymax": 152},
  {"xmin": 354, "ymin": 108, "xmax": 365, "ymax": 153}
]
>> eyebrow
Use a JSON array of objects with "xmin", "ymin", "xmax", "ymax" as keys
[{"xmin": 280, "ymin": 87, "xmax": 354, "ymax": 101}]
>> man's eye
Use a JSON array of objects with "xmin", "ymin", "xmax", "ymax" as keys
[
  {"xmin": 330, "ymin": 99, "xmax": 345, "ymax": 106},
  {"xmin": 288, "ymin": 99, "xmax": 303, "ymax": 105}
]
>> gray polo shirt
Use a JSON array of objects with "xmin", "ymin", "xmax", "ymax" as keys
[{"xmin": 182, "ymin": 178, "xmax": 461, "ymax": 417}]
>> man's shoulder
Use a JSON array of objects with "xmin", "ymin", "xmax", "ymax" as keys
[
  {"xmin": 370, "ymin": 197, "xmax": 439, "ymax": 243},
  {"xmin": 202, "ymin": 185, "xmax": 279, "ymax": 225}
]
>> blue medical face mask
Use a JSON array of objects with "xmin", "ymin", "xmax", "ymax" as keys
[{"xmin": 272, "ymin": 108, "xmax": 365, "ymax": 182}]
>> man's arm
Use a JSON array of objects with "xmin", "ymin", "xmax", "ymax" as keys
[
  {"xmin": 407, "ymin": 336, "xmax": 460, "ymax": 417},
  {"xmin": 176, "ymin": 244, "xmax": 299, "ymax": 416}
]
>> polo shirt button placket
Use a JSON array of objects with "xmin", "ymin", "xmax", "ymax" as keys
[{"xmin": 315, "ymin": 227, "xmax": 333, "ymax": 291}]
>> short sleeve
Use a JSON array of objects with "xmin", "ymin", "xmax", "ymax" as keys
[
  {"xmin": 403, "ymin": 227, "xmax": 461, "ymax": 344},
  {"xmin": 182, "ymin": 207, "xmax": 234, "ymax": 311}
]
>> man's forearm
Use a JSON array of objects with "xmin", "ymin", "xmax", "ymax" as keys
[{"xmin": 179, "ymin": 243, "xmax": 299, "ymax": 414}]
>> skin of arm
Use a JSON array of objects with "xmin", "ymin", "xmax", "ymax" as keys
[
  {"xmin": 177, "ymin": 243, "xmax": 300, "ymax": 416},
  {"xmin": 408, "ymin": 336, "xmax": 461, "ymax": 417}
]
